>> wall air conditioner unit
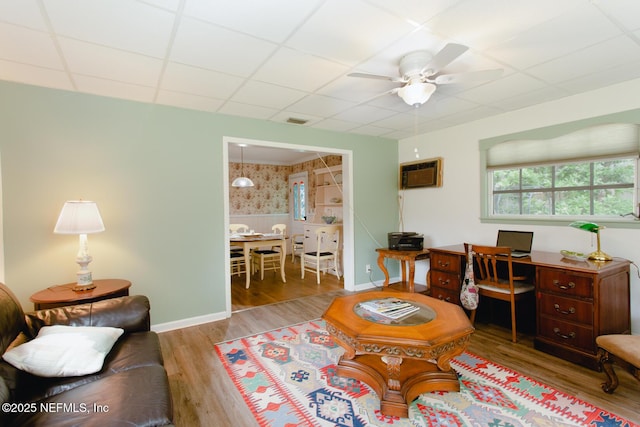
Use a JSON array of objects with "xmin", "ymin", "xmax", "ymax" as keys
[{"xmin": 399, "ymin": 157, "xmax": 443, "ymax": 189}]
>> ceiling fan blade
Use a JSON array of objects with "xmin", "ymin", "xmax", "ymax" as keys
[
  {"xmin": 434, "ymin": 68, "xmax": 504, "ymax": 84},
  {"xmin": 421, "ymin": 43, "xmax": 469, "ymax": 76},
  {"xmin": 347, "ymin": 72, "xmax": 404, "ymax": 82}
]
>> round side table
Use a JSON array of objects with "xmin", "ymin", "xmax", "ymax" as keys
[{"xmin": 30, "ymin": 279, "xmax": 131, "ymax": 310}]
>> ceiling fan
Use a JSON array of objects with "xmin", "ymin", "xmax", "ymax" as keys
[{"xmin": 348, "ymin": 43, "xmax": 503, "ymax": 107}]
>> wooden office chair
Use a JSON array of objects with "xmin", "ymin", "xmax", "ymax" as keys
[
  {"xmin": 252, "ymin": 224, "xmax": 286, "ymax": 280},
  {"xmin": 468, "ymin": 244, "xmax": 535, "ymax": 343},
  {"xmin": 290, "ymin": 233, "xmax": 304, "ymax": 264},
  {"xmin": 301, "ymin": 225, "xmax": 340, "ymax": 284}
]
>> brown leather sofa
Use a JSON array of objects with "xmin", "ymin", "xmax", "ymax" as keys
[{"xmin": 0, "ymin": 282, "xmax": 173, "ymax": 426}]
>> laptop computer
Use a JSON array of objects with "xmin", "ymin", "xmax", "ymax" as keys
[{"xmin": 496, "ymin": 230, "xmax": 534, "ymax": 258}]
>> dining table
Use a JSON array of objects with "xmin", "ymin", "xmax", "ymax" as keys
[{"xmin": 230, "ymin": 233, "xmax": 287, "ymax": 289}]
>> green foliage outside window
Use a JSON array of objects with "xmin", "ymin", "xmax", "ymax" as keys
[{"xmin": 491, "ymin": 158, "xmax": 635, "ymax": 217}]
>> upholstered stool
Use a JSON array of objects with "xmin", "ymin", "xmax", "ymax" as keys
[{"xmin": 596, "ymin": 334, "xmax": 640, "ymax": 393}]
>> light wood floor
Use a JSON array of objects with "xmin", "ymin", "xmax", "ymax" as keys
[{"xmin": 159, "ymin": 262, "xmax": 640, "ymax": 427}]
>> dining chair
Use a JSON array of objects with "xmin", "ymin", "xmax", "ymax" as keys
[
  {"xmin": 229, "ymin": 223, "xmax": 250, "ymax": 275},
  {"xmin": 252, "ymin": 224, "xmax": 286, "ymax": 280},
  {"xmin": 290, "ymin": 233, "xmax": 304, "ymax": 264},
  {"xmin": 467, "ymin": 244, "xmax": 535, "ymax": 343},
  {"xmin": 301, "ymin": 225, "xmax": 341, "ymax": 284}
]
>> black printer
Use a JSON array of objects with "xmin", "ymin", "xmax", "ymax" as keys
[{"xmin": 387, "ymin": 232, "xmax": 424, "ymax": 251}]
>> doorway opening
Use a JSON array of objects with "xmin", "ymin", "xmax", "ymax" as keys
[{"xmin": 223, "ymin": 137, "xmax": 354, "ymax": 315}]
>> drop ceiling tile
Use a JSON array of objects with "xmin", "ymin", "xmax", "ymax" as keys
[
  {"xmin": 156, "ymin": 90, "xmax": 224, "ymax": 112},
  {"xmin": 332, "ymin": 104, "xmax": 397, "ymax": 124},
  {"xmin": 183, "ymin": 0, "xmax": 322, "ymax": 43},
  {"xmin": 0, "ymin": 0, "xmax": 48, "ymax": 31},
  {"xmin": 0, "ymin": 23, "xmax": 63, "ymax": 69},
  {"xmin": 171, "ymin": 17, "xmax": 277, "ymax": 77},
  {"xmin": 74, "ymin": 75, "xmax": 156, "ymax": 103},
  {"xmin": 231, "ymin": 80, "xmax": 306, "ymax": 110},
  {"xmin": 0, "ymin": 59, "xmax": 73, "ymax": 90},
  {"xmin": 161, "ymin": 62, "xmax": 244, "ymax": 98},
  {"xmin": 526, "ymin": 36, "xmax": 640, "ymax": 84},
  {"xmin": 288, "ymin": 94, "xmax": 356, "ymax": 117},
  {"xmin": 374, "ymin": 112, "xmax": 425, "ymax": 131},
  {"xmin": 365, "ymin": 0, "xmax": 463, "ymax": 26},
  {"xmin": 253, "ymin": 47, "xmax": 349, "ymax": 92},
  {"xmin": 350, "ymin": 123, "xmax": 394, "ymax": 137},
  {"xmin": 218, "ymin": 101, "xmax": 278, "ymax": 120},
  {"xmin": 428, "ymin": 0, "xmax": 584, "ymax": 49},
  {"xmin": 140, "ymin": 0, "xmax": 181, "ymax": 12},
  {"xmin": 490, "ymin": 86, "xmax": 570, "ymax": 111},
  {"xmin": 414, "ymin": 96, "xmax": 478, "ymax": 119},
  {"xmin": 556, "ymin": 58, "xmax": 640, "ymax": 94},
  {"xmin": 312, "ymin": 118, "xmax": 360, "ymax": 132},
  {"xmin": 286, "ymin": 0, "xmax": 412, "ymax": 65},
  {"xmin": 319, "ymin": 76, "xmax": 397, "ymax": 104},
  {"xmin": 595, "ymin": 0, "xmax": 640, "ymax": 31},
  {"xmin": 456, "ymin": 72, "xmax": 546, "ymax": 104},
  {"xmin": 43, "ymin": 0, "xmax": 176, "ymax": 57},
  {"xmin": 487, "ymin": 4, "xmax": 621, "ymax": 70},
  {"xmin": 59, "ymin": 38, "xmax": 163, "ymax": 86}
]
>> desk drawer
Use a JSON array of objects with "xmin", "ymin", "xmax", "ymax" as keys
[
  {"xmin": 538, "ymin": 294, "xmax": 593, "ymax": 325},
  {"xmin": 430, "ymin": 287, "xmax": 459, "ymax": 305},
  {"xmin": 538, "ymin": 268, "xmax": 593, "ymax": 299},
  {"xmin": 538, "ymin": 316, "xmax": 595, "ymax": 352},
  {"xmin": 429, "ymin": 270, "xmax": 460, "ymax": 291},
  {"xmin": 430, "ymin": 252, "xmax": 461, "ymax": 274}
]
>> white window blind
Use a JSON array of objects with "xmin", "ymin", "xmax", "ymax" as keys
[{"xmin": 486, "ymin": 123, "xmax": 639, "ymax": 169}]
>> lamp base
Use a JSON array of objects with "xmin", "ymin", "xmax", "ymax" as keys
[
  {"xmin": 73, "ymin": 283, "xmax": 97, "ymax": 292},
  {"xmin": 588, "ymin": 250, "xmax": 612, "ymax": 262},
  {"xmin": 73, "ymin": 269, "xmax": 95, "ymax": 292}
]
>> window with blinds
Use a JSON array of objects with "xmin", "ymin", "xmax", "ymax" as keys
[{"xmin": 483, "ymin": 123, "xmax": 639, "ymax": 219}]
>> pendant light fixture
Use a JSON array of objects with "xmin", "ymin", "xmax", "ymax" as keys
[{"xmin": 231, "ymin": 145, "xmax": 254, "ymax": 188}]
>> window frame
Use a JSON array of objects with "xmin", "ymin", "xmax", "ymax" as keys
[{"xmin": 479, "ymin": 116, "xmax": 640, "ymax": 230}]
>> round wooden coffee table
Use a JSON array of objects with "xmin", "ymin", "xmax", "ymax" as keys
[
  {"xmin": 30, "ymin": 279, "xmax": 131, "ymax": 310},
  {"xmin": 322, "ymin": 290, "xmax": 474, "ymax": 417}
]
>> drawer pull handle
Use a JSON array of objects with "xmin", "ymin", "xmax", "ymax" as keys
[
  {"xmin": 552, "ymin": 280, "xmax": 576, "ymax": 290},
  {"xmin": 436, "ymin": 294, "xmax": 451, "ymax": 302},
  {"xmin": 553, "ymin": 304, "xmax": 576, "ymax": 315},
  {"xmin": 553, "ymin": 327, "xmax": 576, "ymax": 340},
  {"xmin": 438, "ymin": 279, "xmax": 450, "ymax": 285},
  {"xmin": 437, "ymin": 261, "xmax": 450, "ymax": 268}
]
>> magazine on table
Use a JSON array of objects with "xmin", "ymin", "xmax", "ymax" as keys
[{"xmin": 359, "ymin": 298, "xmax": 419, "ymax": 319}]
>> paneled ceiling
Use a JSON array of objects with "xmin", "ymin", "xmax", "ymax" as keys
[{"xmin": 3, "ymin": 0, "xmax": 640, "ymax": 163}]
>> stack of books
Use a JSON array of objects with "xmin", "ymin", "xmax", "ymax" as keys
[{"xmin": 359, "ymin": 298, "xmax": 419, "ymax": 320}]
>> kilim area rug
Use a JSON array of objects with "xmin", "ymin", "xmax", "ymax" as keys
[{"xmin": 214, "ymin": 319, "xmax": 637, "ymax": 427}]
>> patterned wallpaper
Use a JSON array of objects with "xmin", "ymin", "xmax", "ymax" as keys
[{"xmin": 229, "ymin": 155, "xmax": 342, "ymax": 215}]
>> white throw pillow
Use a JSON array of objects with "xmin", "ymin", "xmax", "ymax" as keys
[{"xmin": 2, "ymin": 325, "xmax": 124, "ymax": 377}]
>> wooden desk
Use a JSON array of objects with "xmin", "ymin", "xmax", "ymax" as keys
[
  {"xmin": 323, "ymin": 290, "xmax": 474, "ymax": 417},
  {"xmin": 428, "ymin": 244, "xmax": 630, "ymax": 370},
  {"xmin": 30, "ymin": 279, "xmax": 131, "ymax": 310},
  {"xmin": 375, "ymin": 248, "xmax": 430, "ymax": 293},
  {"xmin": 230, "ymin": 234, "xmax": 286, "ymax": 289}
]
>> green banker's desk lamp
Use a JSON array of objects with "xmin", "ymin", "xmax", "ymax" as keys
[{"xmin": 569, "ymin": 221, "xmax": 612, "ymax": 261}]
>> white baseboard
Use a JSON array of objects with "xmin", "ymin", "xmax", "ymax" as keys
[{"xmin": 152, "ymin": 310, "xmax": 228, "ymax": 333}]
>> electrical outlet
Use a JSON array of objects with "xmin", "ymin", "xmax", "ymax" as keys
[{"xmin": 365, "ymin": 264, "xmax": 371, "ymax": 273}]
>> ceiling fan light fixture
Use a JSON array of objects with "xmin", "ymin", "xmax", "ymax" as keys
[{"xmin": 398, "ymin": 82, "xmax": 436, "ymax": 107}]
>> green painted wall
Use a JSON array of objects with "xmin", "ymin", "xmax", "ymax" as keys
[{"xmin": 0, "ymin": 81, "xmax": 399, "ymax": 324}]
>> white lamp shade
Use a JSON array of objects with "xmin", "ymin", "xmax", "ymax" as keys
[
  {"xmin": 232, "ymin": 176, "xmax": 255, "ymax": 187},
  {"xmin": 398, "ymin": 82, "xmax": 436, "ymax": 107},
  {"xmin": 54, "ymin": 201, "xmax": 105, "ymax": 234}
]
